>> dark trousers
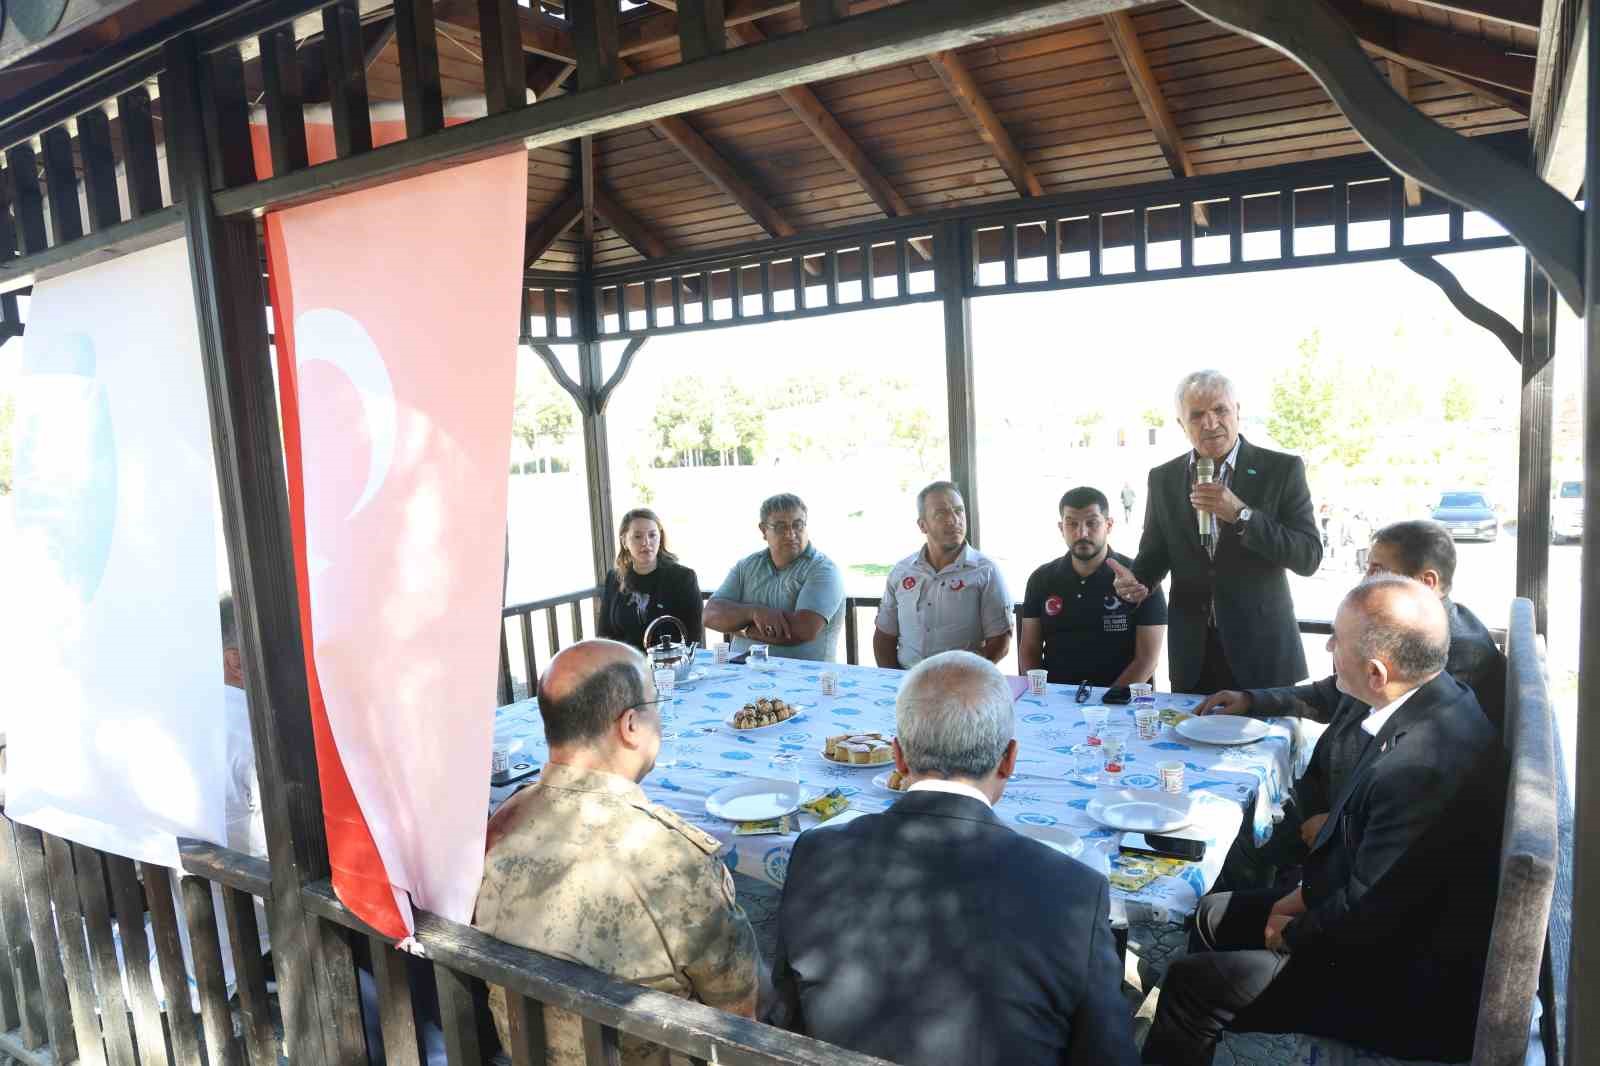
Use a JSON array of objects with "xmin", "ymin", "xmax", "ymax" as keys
[
  {"xmin": 1190, "ymin": 623, "xmax": 1237, "ymax": 695},
  {"xmin": 1213, "ymin": 800, "xmax": 1308, "ymax": 893},
  {"xmin": 1142, "ymin": 890, "xmax": 1297, "ymax": 1066}
]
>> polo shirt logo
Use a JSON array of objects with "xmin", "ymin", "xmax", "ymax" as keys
[
  {"xmin": 1044, "ymin": 594, "xmax": 1063, "ymax": 617},
  {"xmin": 1104, "ymin": 595, "xmax": 1122, "ymax": 611},
  {"xmin": 902, "ymin": 576, "xmax": 917, "ymax": 590},
  {"xmin": 949, "ymin": 579, "xmax": 966, "ymax": 591}
]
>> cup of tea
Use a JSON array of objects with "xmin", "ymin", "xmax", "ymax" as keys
[
  {"xmin": 749, "ymin": 644, "xmax": 771, "ymax": 670},
  {"xmin": 1027, "ymin": 669, "xmax": 1047, "ymax": 696},
  {"xmin": 1101, "ymin": 727, "xmax": 1129, "ymax": 777}
]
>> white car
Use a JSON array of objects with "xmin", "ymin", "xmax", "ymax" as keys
[{"xmin": 1553, "ymin": 479, "xmax": 1584, "ymax": 544}]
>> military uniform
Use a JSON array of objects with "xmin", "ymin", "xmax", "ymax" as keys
[{"xmin": 474, "ymin": 763, "xmax": 759, "ymax": 1066}]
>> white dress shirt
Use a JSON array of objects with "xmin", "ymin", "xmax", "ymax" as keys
[
  {"xmin": 906, "ymin": 777, "xmax": 994, "ymax": 808},
  {"xmin": 1361, "ymin": 683, "xmax": 1422, "ymax": 737}
]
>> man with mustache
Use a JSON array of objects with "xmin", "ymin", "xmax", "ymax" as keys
[{"xmin": 1020, "ymin": 486, "xmax": 1166, "ymax": 686}]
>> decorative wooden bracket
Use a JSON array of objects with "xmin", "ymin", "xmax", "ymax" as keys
[
  {"xmin": 1180, "ymin": 0, "xmax": 1584, "ymax": 313},
  {"xmin": 1401, "ymin": 255, "xmax": 1523, "ymax": 362},
  {"xmin": 528, "ymin": 337, "xmax": 649, "ymax": 416}
]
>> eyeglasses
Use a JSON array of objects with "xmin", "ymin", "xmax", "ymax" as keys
[
  {"xmin": 618, "ymin": 698, "xmax": 669, "ymax": 719},
  {"xmin": 1074, "ymin": 681, "xmax": 1092, "ymax": 703},
  {"xmin": 763, "ymin": 520, "xmax": 807, "ymax": 535}
]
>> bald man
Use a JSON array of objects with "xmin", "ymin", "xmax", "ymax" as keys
[
  {"xmin": 1144, "ymin": 577, "xmax": 1504, "ymax": 1065},
  {"xmin": 474, "ymin": 640, "xmax": 759, "ymax": 1066}
]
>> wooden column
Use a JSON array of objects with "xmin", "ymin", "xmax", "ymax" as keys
[
  {"xmin": 937, "ymin": 220, "xmax": 980, "ymax": 548},
  {"xmin": 1572, "ymin": 7, "xmax": 1600, "ymax": 1061},
  {"xmin": 1516, "ymin": 256, "xmax": 1554, "ymax": 635},
  {"xmin": 577, "ymin": 261, "xmax": 617, "ymax": 584},
  {"xmin": 161, "ymin": 35, "xmax": 348, "ymax": 1066}
]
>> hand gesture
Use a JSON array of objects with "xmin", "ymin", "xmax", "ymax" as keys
[
  {"xmin": 1190, "ymin": 482, "xmax": 1245, "ymax": 524},
  {"xmin": 1298, "ymin": 812, "xmax": 1329, "ymax": 848},
  {"xmin": 1105, "ymin": 557, "xmax": 1150, "ymax": 605},
  {"xmin": 1196, "ymin": 690, "xmax": 1252, "ymax": 716},
  {"xmin": 1264, "ymin": 914, "xmax": 1293, "ymax": 952},
  {"xmin": 749, "ymin": 606, "xmax": 791, "ymax": 642}
]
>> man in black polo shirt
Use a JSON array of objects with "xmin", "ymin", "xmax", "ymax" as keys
[{"xmin": 1021, "ymin": 486, "xmax": 1168, "ymax": 686}]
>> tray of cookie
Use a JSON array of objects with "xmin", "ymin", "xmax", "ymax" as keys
[
  {"xmin": 725, "ymin": 697, "xmax": 806, "ymax": 731},
  {"xmin": 821, "ymin": 731, "xmax": 895, "ymax": 768}
]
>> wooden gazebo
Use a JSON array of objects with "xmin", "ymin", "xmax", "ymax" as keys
[{"xmin": 0, "ymin": 0, "xmax": 1590, "ymax": 1064}]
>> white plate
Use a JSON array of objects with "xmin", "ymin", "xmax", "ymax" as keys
[
  {"xmin": 818, "ymin": 748, "xmax": 891, "ymax": 771},
  {"xmin": 872, "ymin": 770, "xmax": 907, "ymax": 794},
  {"xmin": 1020, "ymin": 825, "xmax": 1085, "ymax": 859},
  {"xmin": 705, "ymin": 779, "xmax": 815, "ymax": 822},
  {"xmin": 1174, "ymin": 715, "xmax": 1271, "ymax": 746},
  {"xmin": 1087, "ymin": 788, "xmax": 1193, "ymax": 832},
  {"xmin": 723, "ymin": 705, "xmax": 808, "ymax": 732}
]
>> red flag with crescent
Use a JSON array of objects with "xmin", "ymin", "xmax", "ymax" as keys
[{"xmin": 251, "ymin": 113, "xmax": 526, "ymax": 937}]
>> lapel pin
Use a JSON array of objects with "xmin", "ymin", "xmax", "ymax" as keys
[{"xmin": 1246, "ymin": 468, "xmax": 1257, "ymax": 475}]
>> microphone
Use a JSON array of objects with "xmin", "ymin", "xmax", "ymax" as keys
[{"xmin": 1195, "ymin": 456, "xmax": 1216, "ymax": 545}]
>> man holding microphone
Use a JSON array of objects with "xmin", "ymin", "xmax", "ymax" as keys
[{"xmin": 1109, "ymin": 370, "xmax": 1322, "ymax": 692}]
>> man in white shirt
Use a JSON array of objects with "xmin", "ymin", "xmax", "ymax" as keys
[{"xmin": 873, "ymin": 482, "xmax": 1012, "ymax": 670}]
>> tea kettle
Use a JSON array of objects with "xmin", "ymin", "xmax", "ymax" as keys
[{"xmin": 643, "ymin": 615, "xmax": 699, "ymax": 682}]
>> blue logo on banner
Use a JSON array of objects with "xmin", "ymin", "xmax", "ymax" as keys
[
  {"xmin": 1015, "ymin": 812, "xmax": 1057, "ymax": 827},
  {"xmin": 764, "ymin": 845, "xmax": 791, "ymax": 883}
]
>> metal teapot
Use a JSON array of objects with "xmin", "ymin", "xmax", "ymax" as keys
[{"xmin": 643, "ymin": 615, "xmax": 699, "ymax": 682}]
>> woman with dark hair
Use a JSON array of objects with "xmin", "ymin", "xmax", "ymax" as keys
[{"xmin": 597, "ymin": 508, "xmax": 704, "ymax": 650}]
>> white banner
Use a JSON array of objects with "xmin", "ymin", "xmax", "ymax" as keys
[{"xmin": 2, "ymin": 239, "xmax": 228, "ymax": 867}]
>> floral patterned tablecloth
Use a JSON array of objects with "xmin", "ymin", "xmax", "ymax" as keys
[{"xmin": 492, "ymin": 657, "xmax": 1297, "ymax": 921}]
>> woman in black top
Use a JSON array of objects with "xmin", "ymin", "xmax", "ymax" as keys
[{"xmin": 598, "ymin": 508, "xmax": 704, "ymax": 651}]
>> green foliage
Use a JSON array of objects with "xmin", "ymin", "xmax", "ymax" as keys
[
  {"xmin": 1141, "ymin": 406, "xmax": 1167, "ymax": 429},
  {"xmin": 1267, "ymin": 331, "xmax": 1337, "ymax": 456},
  {"xmin": 1267, "ymin": 330, "xmax": 1414, "ymax": 475},
  {"xmin": 1442, "ymin": 375, "xmax": 1478, "ymax": 423},
  {"xmin": 513, "ymin": 369, "xmax": 576, "ymax": 472}
]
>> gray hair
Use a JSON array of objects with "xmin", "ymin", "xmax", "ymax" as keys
[
  {"xmin": 1173, "ymin": 369, "xmax": 1237, "ymax": 418},
  {"xmin": 916, "ymin": 480, "xmax": 962, "ymax": 518},
  {"xmin": 760, "ymin": 493, "xmax": 807, "ymax": 526},
  {"xmin": 1342, "ymin": 574, "xmax": 1450, "ymax": 683},
  {"xmin": 895, "ymin": 651, "xmax": 1014, "ymax": 778}
]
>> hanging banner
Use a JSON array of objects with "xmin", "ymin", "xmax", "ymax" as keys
[
  {"xmin": 255, "ymin": 116, "xmax": 527, "ymax": 937},
  {"xmin": 1, "ymin": 239, "xmax": 227, "ymax": 867}
]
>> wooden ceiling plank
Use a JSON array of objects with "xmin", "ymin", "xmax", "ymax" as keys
[
  {"xmin": 927, "ymin": 48, "xmax": 1045, "ymax": 197},
  {"xmin": 1100, "ymin": 10, "xmax": 1208, "ymax": 225},
  {"xmin": 1403, "ymin": 0, "xmax": 1541, "ymax": 31},
  {"xmin": 525, "ymin": 189, "xmax": 584, "ymax": 266},
  {"xmin": 1327, "ymin": 0, "xmax": 1534, "ymax": 95},
  {"xmin": 1386, "ymin": 59, "xmax": 1425, "ymax": 205},
  {"xmin": 594, "ymin": 184, "xmax": 674, "ymax": 257}
]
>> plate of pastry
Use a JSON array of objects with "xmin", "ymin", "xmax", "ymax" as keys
[
  {"xmin": 820, "ymin": 731, "xmax": 895, "ymax": 768},
  {"xmin": 725, "ymin": 698, "xmax": 807, "ymax": 731},
  {"xmin": 873, "ymin": 768, "xmax": 909, "ymax": 793}
]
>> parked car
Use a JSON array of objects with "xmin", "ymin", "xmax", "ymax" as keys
[
  {"xmin": 1553, "ymin": 478, "xmax": 1584, "ymax": 544},
  {"xmin": 1431, "ymin": 491, "xmax": 1499, "ymax": 542}
]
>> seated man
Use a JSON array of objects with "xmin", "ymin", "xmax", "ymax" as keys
[
  {"xmin": 475, "ymin": 639, "xmax": 759, "ymax": 1064},
  {"xmin": 1021, "ymin": 487, "xmax": 1166, "ymax": 686},
  {"xmin": 704, "ymin": 493, "xmax": 846, "ymax": 661},
  {"xmin": 873, "ymin": 481, "xmax": 1012, "ymax": 669},
  {"xmin": 1201, "ymin": 519, "xmax": 1507, "ymax": 889},
  {"xmin": 767, "ymin": 651, "xmax": 1137, "ymax": 1066},
  {"xmin": 1143, "ymin": 577, "xmax": 1504, "ymax": 1065}
]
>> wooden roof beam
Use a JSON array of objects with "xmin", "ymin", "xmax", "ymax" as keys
[
  {"xmin": 927, "ymin": 49, "xmax": 1044, "ymax": 198},
  {"xmin": 1386, "ymin": 60, "xmax": 1425, "ymax": 207},
  {"xmin": 594, "ymin": 184, "xmax": 673, "ymax": 259},
  {"xmin": 1328, "ymin": 0, "xmax": 1535, "ymax": 95},
  {"xmin": 1403, "ymin": 0, "xmax": 1542, "ymax": 32},
  {"xmin": 525, "ymin": 189, "xmax": 583, "ymax": 267},
  {"xmin": 1100, "ymin": 11, "xmax": 1207, "ymax": 227}
]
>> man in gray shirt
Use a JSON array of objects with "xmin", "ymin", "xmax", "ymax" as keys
[{"xmin": 705, "ymin": 493, "xmax": 847, "ymax": 661}]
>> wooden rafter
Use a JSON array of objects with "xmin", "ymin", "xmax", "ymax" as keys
[
  {"xmin": 1405, "ymin": 0, "xmax": 1542, "ymax": 32},
  {"xmin": 927, "ymin": 49, "xmax": 1044, "ymax": 198},
  {"xmin": 579, "ymin": 135, "xmax": 596, "ymax": 253},
  {"xmin": 1100, "ymin": 11, "xmax": 1207, "ymax": 226},
  {"xmin": 525, "ymin": 189, "xmax": 583, "ymax": 267},
  {"xmin": 1385, "ymin": 60, "xmax": 1424, "ymax": 207},
  {"xmin": 1327, "ymin": 0, "xmax": 1535, "ymax": 96},
  {"xmin": 594, "ymin": 185, "xmax": 673, "ymax": 259}
]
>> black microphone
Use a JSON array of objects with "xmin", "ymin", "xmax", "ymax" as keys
[{"xmin": 1195, "ymin": 456, "xmax": 1216, "ymax": 546}]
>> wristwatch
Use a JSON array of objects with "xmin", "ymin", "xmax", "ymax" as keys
[{"xmin": 1237, "ymin": 506, "xmax": 1254, "ymax": 527}]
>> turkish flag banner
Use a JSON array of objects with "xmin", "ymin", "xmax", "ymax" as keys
[{"xmin": 261, "ymin": 130, "xmax": 527, "ymax": 937}]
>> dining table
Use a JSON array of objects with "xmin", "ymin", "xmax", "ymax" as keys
[{"xmin": 491, "ymin": 656, "xmax": 1300, "ymax": 924}]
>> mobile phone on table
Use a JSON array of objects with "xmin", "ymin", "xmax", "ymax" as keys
[
  {"xmin": 1103, "ymin": 685, "xmax": 1132, "ymax": 705},
  {"xmin": 1120, "ymin": 831, "xmax": 1205, "ymax": 862}
]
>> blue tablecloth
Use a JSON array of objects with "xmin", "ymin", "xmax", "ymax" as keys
[{"xmin": 492, "ymin": 658, "xmax": 1298, "ymax": 921}]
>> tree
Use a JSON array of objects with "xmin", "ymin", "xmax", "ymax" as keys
[
  {"xmin": 1442, "ymin": 376, "xmax": 1478, "ymax": 423},
  {"xmin": 1141, "ymin": 406, "xmax": 1167, "ymax": 429},
  {"xmin": 1267, "ymin": 331, "xmax": 1337, "ymax": 457},
  {"xmin": 513, "ymin": 371, "xmax": 576, "ymax": 472}
]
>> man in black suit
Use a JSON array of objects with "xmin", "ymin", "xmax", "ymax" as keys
[
  {"xmin": 1109, "ymin": 370, "xmax": 1322, "ymax": 692},
  {"xmin": 1199, "ymin": 518, "xmax": 1508, "ymax": 889},
  {"xmin": 1142, "ymin": 577, "xmax": 1504, "ymax": 1065},
  {"xmin": 766, "ymin": 650, "xmax": 1137, "ymax": 1066}
]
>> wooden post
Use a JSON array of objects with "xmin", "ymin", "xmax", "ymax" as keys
[
  {"xmin": 577, "ymin": 246, "xmax": 617, "ymax": 584},
  {"xmin": 162, "ymin": 35, "xmax": 347, "ymax": 1066},
  {"xmin": 1570, "ymin": 8, "xmax": 1600, "ymax": 1059},
  {"xmin": 937, "ymin": 220, "xmax": 980, "ymax": 548},
  {"xmin": 1515, "ymin": 256, "xmax": 1553, "ymax": 635}
]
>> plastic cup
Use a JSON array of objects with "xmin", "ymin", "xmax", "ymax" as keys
[
  {"xmin": 656, "ymin": 729, "xmax": 681, "ymax": 769},
  {"xmin": 1027, "ymin": 669, "xmax": 1048, "ymax": 695},
  {"xmin": 1083, "ymin": 705, "xmax": 1110, "ymax": 746},
  {"xmin": 749, "ymin": 644, "xmax": 771, "ymax": 670},
  {"xmin": 1135, "ymin": 705, "xmax": 1160, "ymax": 741},
  {"xmin": 820, "ymin": 670, "xmax": 838, "ymax": 696},
  {"xmin": 1130, "ymin": 682, "xmax": 1154, "ymax": 701},
  {"xmin": 714, "ymin": 641, "xmax": 732, "ymax": 664},
  {"xmin": 769, "ymin": 752, "xmax": 802, "ymax": 805},
  {"xmin": 1158, "ymin": 760, "xmax": 1186, "ymax": 794},
  {"xmin": 1101, "ymin": 728, "xmax": 1129, "ymax": 777},
  {"xmin": 653, "ymin": 668, "xmax": 676, "ymax": 700},
  {"xmin": 1070, "ymin": 743, "xmax": 1100, "ymax": 784}
]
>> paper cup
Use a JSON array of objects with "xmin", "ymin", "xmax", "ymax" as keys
[
  {"xmin": 1027, "ymin": 669, "xmax": 1048, "ymax": 695},
  {"xmin": 714, "ymin": 641, "xmax": 732, "ymax": 664},
  {"xmin": 1158, "ymin": 760, "xmax": 1186, "ymax": 794}
]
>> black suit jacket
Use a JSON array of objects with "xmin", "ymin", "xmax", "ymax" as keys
[
  {"xmin": 1250, "ymin": 597, "xmax": 1508, "ymax": 815},
  {"xmin": 1255, "ymin": 673, "xmax": 1504, "ymax": 1061},
  {"xmin": 766, "ymin": 791, "xmax": 1137, "ymax": 1066},
  {"xmin": 1130, "ymin": 436, "xmax": 1321, "ymax": 691}
]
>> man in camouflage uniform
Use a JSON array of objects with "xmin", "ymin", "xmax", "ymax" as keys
[{"xmin": 474, "ymin": 639, "xmax": 759, "ymax": 1065}]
